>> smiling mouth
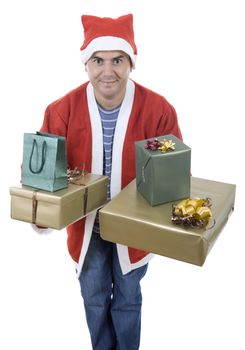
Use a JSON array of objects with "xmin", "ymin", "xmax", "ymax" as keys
[{"xmin": 100, "ymin": 80, "xmax": 117, "ymax": 84}]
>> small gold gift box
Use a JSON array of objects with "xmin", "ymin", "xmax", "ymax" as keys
[
  {"xmin": 99, "ymin": 177, "xmax": 236, "ymax": 266},
  {"xmin": 10, "ymin": 173, "xmax": 108, "ymax": 230}
]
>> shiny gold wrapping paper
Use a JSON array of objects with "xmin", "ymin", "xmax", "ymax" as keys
[
  {"xmin": 10, "ymin": 174, "xmax": 108, "ymax": 230},
  {"xmin": 100, "ymin": 177, "xmax": 236, "ymax": 266}
]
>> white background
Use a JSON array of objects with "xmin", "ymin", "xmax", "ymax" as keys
[{"xmin": 1, "ymin": 0, "xmax": 244, "ymax": 349}]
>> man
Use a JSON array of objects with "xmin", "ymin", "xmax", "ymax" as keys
[{"xmin": 40, "ymin": 14, "xmax": 182, "ymax": 350}]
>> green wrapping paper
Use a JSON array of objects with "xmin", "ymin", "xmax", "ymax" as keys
[
  {"xmin": 135, "ymin": 134, "xmax": 191, "ymax": 206},
  {"xmin": 10, "ymin": 174, "xmax": 108, "ymax": 230},
  {"xmin": 99, "ymin": 177, "xmax": 236, "ymax": 266}
]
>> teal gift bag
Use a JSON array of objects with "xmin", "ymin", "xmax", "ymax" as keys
[{"xmin": 22, "ymin": 132, "xmax": 68, "ymax": 192}]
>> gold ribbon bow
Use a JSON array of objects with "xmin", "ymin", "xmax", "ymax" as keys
[
  {"xmin": 172, "ymin": 197, "xmax": 212, "ymax": 228},
  {"xmin": 67, "ymin": 164, "xmax": 88, "ymax": 215},
  {"xmin": 158, "ymin": 139, "xmax": 175, "ymax": 153},
  {"xmin": 67, "ymin": 164, "xmax": 88, "ymax": 185}
]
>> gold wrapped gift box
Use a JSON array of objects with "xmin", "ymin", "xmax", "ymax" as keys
[
  {"xmin": 100, "ymin": 177, "xmax": 236, "ymax": 266},
  {"xmin": 10, "ymin": 174, "xmax": 108, "ymax": 230}
]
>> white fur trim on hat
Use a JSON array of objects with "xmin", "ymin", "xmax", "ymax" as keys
[{"xmin": 81, "ymin": 36, "xmax": 137, "ymax": 68}]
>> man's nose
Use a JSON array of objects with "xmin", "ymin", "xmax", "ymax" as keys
[{"xmin": 103, "ymin": 61, "xmax": 114, "ymax": 75}]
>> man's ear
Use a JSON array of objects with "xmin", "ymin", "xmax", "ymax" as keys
[{"xmin": 128, "ymin": 55, "xmax": 133, "ymax": 72}]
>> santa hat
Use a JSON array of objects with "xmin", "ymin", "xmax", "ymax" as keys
[{"xmin": 80, "ymin": 14, "xmax": 137, "ymax": 68}]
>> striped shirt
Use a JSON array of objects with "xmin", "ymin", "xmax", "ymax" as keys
[{"xmin": 93, "ymin": 104, "xmax": 120, "ymax": 234}]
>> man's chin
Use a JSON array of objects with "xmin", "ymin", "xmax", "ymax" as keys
[{"xmin": 99, "ymin": 87, "xmax": 118, "ymax": 99}]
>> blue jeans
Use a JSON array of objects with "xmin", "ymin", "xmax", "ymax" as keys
[{"xmin": 79, "ymin": 231, "xmax": 148, "ymax": 350}]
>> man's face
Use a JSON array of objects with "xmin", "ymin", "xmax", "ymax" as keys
[{"xmin": 85, "ymin": 50, "xmax": 132, "ymax": 105}]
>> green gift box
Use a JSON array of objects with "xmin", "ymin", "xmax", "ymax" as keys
[
  {"xmin": 99, "ymin": 177, "xmax": 236, "ymax": 266},
  {"xmin": 135, "ymin": 134, "xmax": 191, "ymax": 206}
]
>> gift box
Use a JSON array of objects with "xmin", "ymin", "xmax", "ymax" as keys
[
  {"xmin": 10, "ymin": 173, "xmax": 108, "ymax": 230},
  {"xmin": 99, "ymin": 177, "xmax": 236, "ymax": 266},
  {"xmin": 135, "ymin": 134, "xmax": 191, "ymax": 205}
]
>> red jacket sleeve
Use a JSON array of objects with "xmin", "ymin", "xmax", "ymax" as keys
[
  {"xmin": 156, "ymin": 103, "xmax": 183, "ymax": 140},
  {"xmin": 40, "ymin": 104, "xmax": 67, "ymax": 137}
]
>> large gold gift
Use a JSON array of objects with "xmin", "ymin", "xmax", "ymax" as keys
[
  {"xmin": 10, "ymin": 173, "xmax": 108, "ymax": 230},
  {"xmin": 99, "ymin": 177, "xmax": 236, "ymax": 266}
]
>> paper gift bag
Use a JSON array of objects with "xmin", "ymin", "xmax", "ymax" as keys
[
  {"xmin": 135, "ymin": 134, "xmax": 191, "ymax": 206},
  {"xmin": 100, "ymin": 177, "xmax": 236, "ymax": 266},
  {"xmin": 22, "ymin": 132, "xmax": 68, "ymax": 192}
]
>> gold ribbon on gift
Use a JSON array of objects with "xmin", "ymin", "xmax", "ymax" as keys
[
  {"xmin": 67, "ymin": 163, "xmax": 88, "ymax": 184},
  {"xmin": 158, "ymin": 139, "xmax": 175, "ymax": 153},
  {"xmin": 172, "ymin": 197, "xmax": 213, "ymax": 228},
  {"xmin": 68, "ymin": 164, "xmax": 89, "ymax": 215},
  {"xmin": 32, "ymin": 190, "xmax": 38, "ymax": 224}
]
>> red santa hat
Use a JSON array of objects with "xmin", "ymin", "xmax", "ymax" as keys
[{"xmin": 80, "ymin": 14, "xmax": 137, "ymax": 68}]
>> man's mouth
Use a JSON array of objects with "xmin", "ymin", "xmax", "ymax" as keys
[{"xmin": 100, "ymin": 80, "xmax": 117, "ymax": 84}]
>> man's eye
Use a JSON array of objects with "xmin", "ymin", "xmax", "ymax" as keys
[
  {"xmin": 113, "ymin": 58, "xmax": 123, "ymax": 65},
  {"xmin": 92, "ymin": 58, "xmax": 103, "ymax": 64}
]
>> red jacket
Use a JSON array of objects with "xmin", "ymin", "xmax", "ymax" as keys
[{"xmin": 41, "ymin": 79, "xmax": 182, "ymax": 275}]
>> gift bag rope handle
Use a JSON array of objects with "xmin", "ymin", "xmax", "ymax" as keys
[{"xmin": 29, "ymin": 139, "xmax": 47, "ymax": 174}]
